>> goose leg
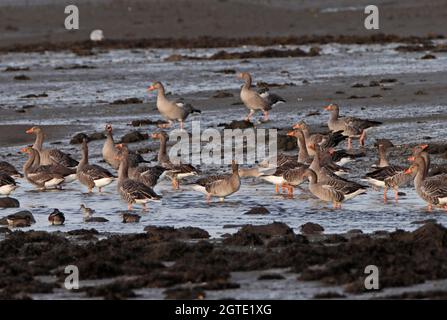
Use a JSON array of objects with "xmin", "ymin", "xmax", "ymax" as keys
[
  {"xmin": 359, "ymin": 130, "xmax": 366, "ymax": 147},
  {"xmin": 427, "ymin": 204, "xmax": 433, "ymax": 212},
  {"xmin": 347, "ymin": 138, "xmax": 352, "ymax": 150},
  {"xmin": 99, "ymin": 187, "xmax": 102, "ymax": 193},
  {"xmin": 127, "ymin": 204, "xmax": 132, "ymax": 211},
  {"xmin": 206, "ymin": 194, "xmax": 211, "ymax": 204},
  {"xmin": 383, "ymin": 187, "xmax": 388, "ymax": 203},
  {"xmin": 287, "ymin": 185, "xmax": 294, "ymax": 198},
  {"xmin": 394, "ymin": 188, "xmax": 399, "ymax": 202},
  {"xmin": 179, "ymin": 121, "xmax": 184, "ymax": 130},
  {"xmin": 245, "ymin": 110, "xmax": 255, "ymax": 122},
  {"xmin": 275, "ymin": 184, "xmax": 279, "ymax": 193}
]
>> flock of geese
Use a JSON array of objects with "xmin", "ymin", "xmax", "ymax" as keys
[{"xmin": 1, "ymin": 72, "xmax": 447, "ymax": 227}]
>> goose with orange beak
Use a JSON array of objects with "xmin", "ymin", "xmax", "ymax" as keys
[
  {"xmin": 324, "ymin": 104, "xmax": 381, "ymax": 149},
  {"xmin": 238, "ymin": 72, "xmax": 284, "ymax": 122},
  {"xmin": 115, "ymin": 144, "xmax": 161, "ymax": 211},
  {"xmin": 405, "ymin": 155, "xmax": 447, "ymax": 212},
  {"xmin": 20, "ymin": 146, "xmax": 65, "ymax": 190},
  {"xmin": 147, "ymin": 81, "xmax": 201, "ymax": 130},
  {"xmin": 25, "ymin": 126, "xmax": 78, "ymax": 167}
]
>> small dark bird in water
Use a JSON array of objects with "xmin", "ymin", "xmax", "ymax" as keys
[
  {"xmin": 121, "ymin": 213, "xmax": 141, "ymax": 223},
  {"xmin": 48, "ymin": 209, "xmax": 65, "ymax": 225},
  {"xmin": 7, "ymin": 211, "xmax": 35, "ymax": 228}
]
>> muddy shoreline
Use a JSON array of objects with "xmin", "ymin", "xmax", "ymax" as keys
[
  {"xmin": 1, "ymin": 222, "xmax": 447, "ymax": 299},
  {"xmin": 1, "ymin": 34, "xmax": 443, "ymax": 54}
]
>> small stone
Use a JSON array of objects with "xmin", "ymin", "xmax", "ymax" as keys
[
  {"xmin": 244, "ymin": 206, "xmax": 270, "ymax": 215},
  {"xmin": 300, "ymin": 222, "xmax": 324, "ymax": 235}
]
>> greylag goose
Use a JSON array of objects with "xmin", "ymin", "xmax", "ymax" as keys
[
  {"xmin": 77, "ymin": 139, "xmax": 115, "ymax": 193},
  {"xmin": 0, "ymin": 173, "xmax": 18, "ymax": 196},
  {"xmin": 309, "ymin": 144, "xmax": 367, "ymax": 200},
  {"xmin": 102, "ymin": 124, "xmax": 151, "ymax": 170},
  {"xmin": 80, "ymin": 204, "xmax": 109, "ymax": 222},
  {"xmin": 48, "ymin": 209, "xmax": 65, "ymax": 225},
  {"xmin": 190, "ymin": 160, "xmax": 241, "ymax": 202},
  {"xmin": 26, "ymin": 126, "xmax": 78, "ymax": 167},
  {"xmin": 363, "ymin": 144, "xmax": 427, "ymax": 202},
  {"xmin": 405, "ymin": 155, "xmax": 447, "ymax": 211},
  {"xmin": 21, "ymin": 147, "xmax": 65, "ymax": 190},
  {"xmin": 324, "ymin": 104, "xmax": 381, "ymax": 149},
  {"xmin": 302, "ymin": 168, "xmax": 345, "ymax": 209},
  {"xmin": 147, "ymin": 82, "xmax": 201, "ymax": 130},
  {"xmin": 151, "ymin": 131, "xmax": 199, "ymax": 189},
  {"xmin": 0, "ymin": 161, "xmax": 22, "ymax": 178},
  {"xmin": 293, "ymin": 121, "xmax": 346, "ymax": 156},
  {"xmin": 116, "ymin": 144, "xmax": 162, "ymax": 210},
  {"xmin": 238, "ymin": 72, "xmax": 285, "ymax": 122}
]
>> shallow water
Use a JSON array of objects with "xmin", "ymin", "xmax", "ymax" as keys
[{"xmin": 1, "ymin": 42, "xmax": 447, "ymax": 237}]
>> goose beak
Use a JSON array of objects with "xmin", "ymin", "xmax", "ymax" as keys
[
  {"xmin": 404, "ymin": 167, "xmax": 413, "ymax": 175},
  {"xmin": 324, "ymin": 105, "xmax": 331, "ymax": 111},
  {"xmin": 292, "ymin": 123, "xmax": 300, "ymax": 129},
  {"xmin": 25, "ymin": 128, "xmax": 33, "ymax": 134},
  {"xmin": 420, "ymin": 144, "xmax": 429, "ymax": 150},
  {"xmin": 147, "ymin": 85, "xmax": 155, "ymax": 92},
  {"xmin": 286, "ymin": 130, "xmax": 295, "ymax": 137},
  {"xmin": 115, "ymin": 143, "xmax": 123, "ymax": 149},
  {"xmin": 20, "ymin": 147, "xmax": 28, "ymax": 153},
  {"xmin": 408, "ymin": 156, "xmax": 415, "ymax": 162}
]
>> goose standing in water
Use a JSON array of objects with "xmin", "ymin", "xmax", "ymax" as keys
[
  {"xmin": 25, "ymin": 126, "xmax": 78, "ymax": 167},
  {"xmin": 102, "ymin": 124, "xmax": 151, "ymax": 170},
  {"xmin": 324, "ymin": 104, "xmax": 381, "ymax": 149},
  {"xmin": 308, "ymin": 144, "xmax": 367, "ymax": 200},
  {"xmin": 0, "ymin": 173, "xmax": 18, "ymax": 196},
  {"xmin": 363, "ymin": 143, "xmax": 426, "ymax": 202},
  {"xmin": 190, "ymin": 160, "xmax": 241, "ymax": 203},
  {"xmin": 21, "ymin": 147, "xmax": 65, "ymax": 190},
  {"xmin": 302, "ymin": 168, "xmax": 345, "ymax": 209},
  {"xmin": 405, "ymin": 155, "xmax": 447, "ymax": 211},
  {"xmin": 147, "ymin": 82, "xmax": 201, "ymax": 130},
  {"xmin": 151, "ymin": 131, "xmax": 199, "ymax": 189},
  {"xmin": 116, "ymin": 144, "xmax": 162, "ymax": 211},
  {"xmin": 238, "ymin": 72, "xmax": 285, "ymax": 122},
  {"xmin": 77, "ymin": 139, "xmax": 115, "ymax": 193}
]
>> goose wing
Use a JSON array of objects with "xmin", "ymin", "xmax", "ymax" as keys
[
  {"xmin": 121, "ymin": 180, "xmax": 161, "ymax": 201},
  {"xmin": 48, "ymin": 149, "xmax": 79, "ymax": 167}
]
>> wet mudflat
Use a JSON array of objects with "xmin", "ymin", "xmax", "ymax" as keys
[
  {"xmin": 1, "ymin": 222, "xmax": 447, "ymax": 299},
  {"xmin": 1, "ymin": 36, "xmax": 447, "ymax": 299}
]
